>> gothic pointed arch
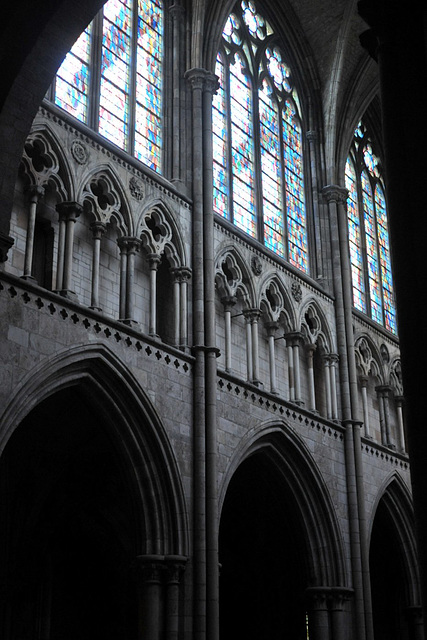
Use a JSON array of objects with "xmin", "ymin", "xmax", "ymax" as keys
[
  {"xmin": 215, "ymin": 244, "xmax": 254, "ymax": 304},
  {"xmin": 212, "ymin": 0, "xmax": 310, "ymax": 272},
  {"xmin": 299, "ymin": 298, "xmax": 335, "ymax": 353},
  {"xmin": 258, "ymin": 273, "xmax": 294, "ymax": 329},
  {"xmin": 369, "ymin": 473, "xmax": 421, "ymax": 636},
  {"xmin": 354, "ymin": 333, "xmax": 384, "ymax": 384},
  {"xmin": 79, "ymin": 164, "xmax": 132, "ymax": 235},
  {"xmin": 219, "ymin": 420, "xmax": 347, "ymax": 588},
  {"xmin": 19, "ymin": 125, "xmax": 72, "ymax": 202},
  {"xmin": 0, "ymin": 343, "xmax": 189, "ymax": 557},
  {"xmin": 136, "ymin": 198, "xmax": 187, "ymax": 267}
]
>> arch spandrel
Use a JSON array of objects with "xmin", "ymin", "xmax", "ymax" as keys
[{"xmin": 0, "ymin": 343, "xmax": 189, "ymax": 558}]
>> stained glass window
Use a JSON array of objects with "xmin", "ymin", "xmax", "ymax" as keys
[
  {"xmin": 345, "ymin": 123, "xmax": 397, "ymax": 334},
  {"xmin": 213, "ymin": 0, "xmax": 308, "ymax": 272},
  {"xmin": 53, "ymin": 0, "xmax": 163, "ymax": 173}
]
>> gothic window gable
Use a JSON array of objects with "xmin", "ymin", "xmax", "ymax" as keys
[
  {"xmin": 213, "ymin": 0, "xmax": 308, "ymax": 273},
  {"xmin": 51, "ymin": 0, "xmax": 164, "ymax": 173},
  {"xmin": 345, "ymin": 122, "xmax": 397, "ymax": 334}
]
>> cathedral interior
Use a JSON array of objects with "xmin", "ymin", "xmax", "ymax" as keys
[{"xmin": 0, "ymin": 0, "xmax": 427, "ymax": 638}]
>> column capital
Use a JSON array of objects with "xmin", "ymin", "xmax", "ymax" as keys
[
  {"xmin": 0, "ymin": 232, "xmax": 14, "ymax": 263},
  {"xmin": 322, "ymin": 185, "xmax": 348, "ymax": 205},
  {"xmin": 243, "ymin": 307, "xmax": 262, "ymax": 322},
  {"xmin": 266, "ymin": 320, "xmax": 279, "ymax": 336},
  {"xmin": 147, "ymin": 252, "xmax": 161, "ymax": 269},
  {"xmin": 25, "ymin": 184, "xmax": 45, "ymax": 203},
  {"xmin": 117, "ymin": 235, "xmax": 141, "ymax": 254},
  {"xmin": 90, "ymin": 220, "xmax": 107, "ymax": 239},
  {"xmin": 164, "ymin": 555, "xmax": 188, "ymax": 584},
  {"xmin": 55, "ymin": 200, "xmax": 83, "ymax": 222},
  {"xmin": 169, "ymin": 2, "xmax": 185, "ymax": 20},
  {"xmin": 329, "ymin": 586, "xmax": 354, "ymax": 609},
  {"xmin": 395, "ymin": 394, "xmax": 405, "ymax": 405},
  {"xmin": 184, "ymin": 67, "xmax": 219, "ymax": 94},
  {"xmin": 221, "ymin": 295, "xmax": 237, "ymax": 310},
  {"xmin": 284, "ymin": 330, "xmax": 305, "ymax": 346},
  {"xmin": 135, "ymin": 554, "xmax": 166, "ymax": 583},
  {"xmin": 359, "ymin": 374, "xmax": 369, "ymax": 388},
  {"xmin": 171, "ymin": 265, "xmax": 192, "ymax": 282},
  {"xmin": 305, "ymin": 586, "xmax": 331, "ymax": 609},
  {"xmin": 375, "ymin": 384, "xmax": 392, "ymax": 395},
  {"xmin": 305, "ymin": 341, "xmax": 317, "ymax": 355},
  {"xmin": 306, "ymin": 130, "xmax": 318, "ymax": 143}
]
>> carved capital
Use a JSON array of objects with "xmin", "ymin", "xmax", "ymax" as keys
[
  {"xmin": 164, "ymin": 555, "xmax": 188, "ymax": 584},
  {"xmin": 221, "ymin": 295, "xmax": 237, "ymax": 310},
  {"xmin": 185, "ymin": 67, "xmax": 220, "ymax": 94},
  {"xmin": 25, "ymin": 184, "xmax": 45, "ymax": 203},
  {"xmin": 171, "ymin": 266, "xmax": 192, "ymax": 282},
  {"xmin": 0, "ymin": 232, "xmax": 14, "ymax": 262},
  {"xmin": 117, "ymin": 236, "xmax": 141, "ymax": 255},
  {"xmin": 244, "ymin": 308, "xmax": 262, "ymax": 323},
  {"xmin": 306, "ymin": 130, "xmax": 318, "ymax": 143},
  {"xmin": 322, "ymin": 184, "xmax": 348, "ymax": 205},
  {"xmin": 90, "ymin": 221, "xmax": 107, "ymax": 239},
  {"xmin": 147, "ymin": 252, "xmax": 161, "ymax": 270},
  {"xmin": 56, "ymin": 201, "xmax": 83, "ymax": 222}
]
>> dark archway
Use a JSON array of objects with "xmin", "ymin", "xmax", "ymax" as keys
[
  {"xmin": 369, "ymin": 495, "xmax": 414, "ymax": 640},
  {"xmin": 219, "ymin": 453, "xmax": 310, "ymax": 640},
  {"xmin": 0, "ymin": 387, "xmax": 138, "ymax": 640}
]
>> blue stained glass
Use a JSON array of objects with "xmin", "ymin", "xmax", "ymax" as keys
[
  {"xmin": 375, "ymin": 184, "xmax": 396, "ymax": 333},
  {"xmin": 54, "ymin": 0, "xmax": 163, "ymax": 173},
  {"xmin": 283, "ymin": 101, "xmax": 307, "ymax": 272},
  {"xmin": 361, "ymin": 170, "xmax": 383, "ymax": 323},
  {"xmin": 212, "ymin": 54, "xmax": 230, "ymax": 218},
  {"xmin": 230, "ymin": 52, "xmax": 256, "ymax": 236},
  {"xmin": 345, "ymin": 157, "xmax": 366, "ymax": 313},
  {"xmin": 55, "ymin": 27, "xmax": 91, "ymax": 121}
]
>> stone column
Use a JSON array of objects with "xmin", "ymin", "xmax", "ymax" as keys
[
  {"xmin": 330, "ymin": 588, "xmax": 353, "ymax": 640},
  {"xmin": 221, "ymin": 295, "xmax": 236, "ymax": 373},
  {"xmin": 395, "ymin": 395, "xmax": 406, "ymax": 453},
  {"xmin": 136, "ymin": 555, "xmax": 165, "ymax": 640},
  {"xmin": 286, "ymin": 334, "xmax": 295, "ymax": 401},
  {"xmin": 324, "ymin": 354, "xmax": 332, "ymax": 419},
  {"xmin": 266, "ymin": 321, "xmax": 279, "ymax": 394},
  {"xmin": 306, "ymin": 342, "xmax": 317, "ymax": 412},
  {"xmin": 23, "ymin": 185, "xmax": 44, "ymax": 280},
  {"xmin": 323, "ymin": 185, "xmax": 371, "ymax": 640},
  {"xmin": 169, "ymin": 3, "xmax": 184, "ymax": 184},
  {"xmin": 244, "ymin": 309, "xmax": 253, "ymax": 383},
  {"xmin": 406, "ymin": 605, "xmax": 424, "ymax": 640},
  {"xmin": 55, "ymin": 201, "xmax": 82, "ymax": 297},
  {"xmin": 376, "ymin": 385, "xmax": 393, "ymax": 448},
  {"xmin": 117, "ymin": 236, "xmax": 140, "ymax": 325},
  {"xmin": 306, "ymin": 587, "xmax": 330, "ymax": 640},
  {"xmin": 89, "ymin": 221, "xmax": 106, "ymax": 310},
  {"xmin": 148, "ymin": 253, "xmax": 161, "ymax": 337},
  {"xmin": 165, "ymin": 556, "xmax": 187, "ymax": 640},
  {"xmin": 360, "ymin": 376, "xmax": 371, "ymax": 439},
  {"xmin": 329, "ymin": 354, "xmax": 339, "ymax": 420}
]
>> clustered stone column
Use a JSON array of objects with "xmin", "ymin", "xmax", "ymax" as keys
[
  {"xmin": 147, "ymin": 253, "xmax": 161, "ymax": 336},
  {"xmin": 171, "ymin": 267, "xmax": 191, "ymax": 348},
  {"xmin": 324, "ymin": 353, "xmax": 339, "ymax": 420},
  {"xmin": 395, "ymin": 395, "xmax": 406, "ymax": 453},
  {"xmin": 117, "ymin": 236, "xmax": 141, "ymax": 325},
  {"xmin": 243, "ymin": 309, "xmax": 262, "ymax": 385},
  {"xmin": 285, "ymin": 331, "xmax": 304, "ymax": 404},
  {"xmin": 89, "ymin": 221, "xmax": 106, "ymax": 310},
  {"xmin": 266, "ymin": 321, "xmax": 279, "ymax": 394},
  {"xmin": 23, "ymin": 185, "xmax": 44, "ymax": 280},
  {"xmin": 359, "ymin": 376, "xmax": 371, "ymax": 439},
  {"xmin": 306, "ymin": 342, "xmax": 317, "ymax": 412},
  {"xmin": 376, "ymin": 385, "xmax": 393, "ymax": 448},
  {"xmin": 221, "ymin": 295, "xmax": 236, "ymax": 372},
  {"xmin": 136, "ymin": 554, "xmax": 187, "ymax": 640},
  {"xmin": 306, "ymin": 587, "xmax": 353, "ymax": 640},
  {"xmin": 55, "ymin": 201, "xmax": 82, "ymax": 297}
]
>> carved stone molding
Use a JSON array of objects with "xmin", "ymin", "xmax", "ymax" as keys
[
  {"xmin": 71, "ymin": 139, "xmax": 89, "ymax": 165},
  {"xmin": 129, "ymin": 176, "xmax": 144, "ymax": 201}
]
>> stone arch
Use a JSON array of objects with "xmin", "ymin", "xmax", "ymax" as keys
[
  {"xmin": 354, "ymin": 334, "xmax": 384, "ymax": 383},
  {"xmin": 0, "ymin": 343, "xmax": 189, "ymax": 557},
  {"xmin": 219, "ymin": 420, "xmax": 347, "ymax": 588},
  {"xmin": 258, "ymin": 273, "xmax": 296, "ymax": 329},
  {"xmin": 299, "ymin": 298, "xmax": 335, "ymax": 353},
  {"xmin": 214, "ymin": 244, "xmax": 254, "ymax": 304},
  {"xmin": 136, "ymin": 198, "xmax": 187, "ymax": 267},
  {"xmin": 19, "ymin": 124, "xmax": 73, "ymax": 201},
  {"xmin": 368, "ymin": 473, "xmax": 421, "ymax": 637},
  {"xmin": 79, "ymin": 164, "xmax": 132, "ymax": 235}
]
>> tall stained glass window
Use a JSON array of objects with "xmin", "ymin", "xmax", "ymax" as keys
[
  {"xmin": 212, "ymin": 0, "xmax": 308, "ymax": 272},
  {"xmin": 52, "ymin": 0, "xmax": 163, "ymax": 172},
  {"xmin": 345, "ymin": 123, "xmax": 397, "ymax": 334}
]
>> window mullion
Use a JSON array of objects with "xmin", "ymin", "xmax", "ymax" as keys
[
  {"xmin": 252, "ymin": 77, "xmax": 264, "ymax": 245},
  {"xmin": 128, "ymin": 0, "xmax": 138, "ymax": 155},
  {"xmin": 278, "ymin": 95, "xmax": 288, "ymax": 262},
  {"xmin": 89, "ymin": 10, "xmax": 103, "ymax": 131},
  {"xmin": 226, "ymin": 55, "xmax": 235, "ymax": 226}
]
